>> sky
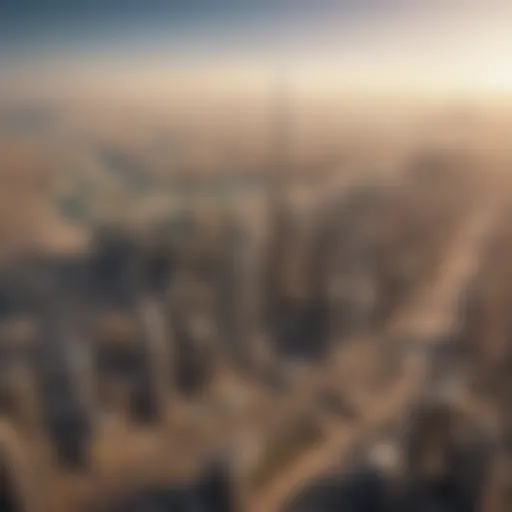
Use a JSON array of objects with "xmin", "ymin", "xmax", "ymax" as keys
[{"xmin": 2, "ymin": 0, "xmax": 512, "ymax": 102}]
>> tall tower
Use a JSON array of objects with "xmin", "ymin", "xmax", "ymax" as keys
[
  {"xmin": 266, "ymin": 64, "xmax": 293, "ymax": 270},
  {"xmin": 269, "ymin": 65, "xmax": 292, "ymax": 199}
]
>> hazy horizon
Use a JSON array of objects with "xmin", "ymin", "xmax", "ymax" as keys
[{"xmin": 2, "ymin": 0, "xmax": 512, "ymax": 104}]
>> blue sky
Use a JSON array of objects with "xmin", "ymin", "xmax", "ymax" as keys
[{"xmin": 0, "ymin": 0, "xmax": 393, "ymax": 60}]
